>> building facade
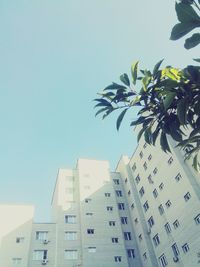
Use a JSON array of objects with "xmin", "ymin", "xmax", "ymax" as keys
[{"xmin": 0, "ymin": 140, "xmax": 200, "ymax": 267}]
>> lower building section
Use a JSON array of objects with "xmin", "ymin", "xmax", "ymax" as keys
[{"xmin": 0, "ymin": 154, "xmax": 200, "ymax": 267}]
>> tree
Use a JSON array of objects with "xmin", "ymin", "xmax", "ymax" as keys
[{"xmin": 94, "ymin": 0, "xmax": 200, "ymax": 171}]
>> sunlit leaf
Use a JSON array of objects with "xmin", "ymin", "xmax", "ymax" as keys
[{"xmin": 131, "ymin": 61, "xmax": 139, "ymax": 85}]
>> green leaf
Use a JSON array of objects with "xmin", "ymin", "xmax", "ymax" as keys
[
  {"xmin": 160, "ymin": 132, "xmax": 171, "ymax": 153},
  {"xmin": 163, "ymin": 92, "xmax": 176, "ymax": 110},
  {"xmin": 169, "ymin": 127, "xmax": 183, "ymax": 142},
  {"xmin": 120, "ymin": 73, "xmax": 130, "ymax": 86},
  {"xmin": 137, "ymin": 126, "xmax": 147, "ymax": 142},
  {"xmin": 152, "ymin": 128, "xmax": 160, "ymax": 145},
  {"xmin": 144, "ymin": 128, "xmax": 152, "ymax": 145},
  {"xmin": 190, "ymin": 127, "xmax": 200, "ymax": 138},
  {"xmin": 177, "ymin": 98, "xmax": 188, "ymax": 124},
  {"xmin": 170, "ymin": 22, "xmax": 198, "ymax": 40},
  {"xmin": 130, "ymin": 116, "xmax": 146, "ymax": 126},
  {"xmin": 104, "ymin": 83, "xmax": 127, "ymax": 90},
  {"xmin": 130, "ymin": 95, "xmax": 141, "ymax": 106},
  {"xmin": 192, "ymin": 154, "xmax": 199, "ymax": 171},
  {"xmin": 95, "ymin": 107, "xmax": 109, "ymax": 117},
  {"xmin": 175, "ymin": 2, "xmax": 200, "ymax": 22},
  {"xmin": 193, "ymin": 58, "xmax": 200, "ymax": 63},
  {"xmin": 184, "ymin": 33, "xmax": 200, "ymax": 49},
  {"xmin": 131, "ymin": 61, "xmax": 139, "ymax": 85},
  {"xmin": 153, "ymin": 59, "xmax": 164, "ymax": 77},
  {"xmin": 94, "ymin": 101, "xmax": 112, "ymax": 108},
  {"xmin": 116, "ymin": 109, "xmax": 128, "ymax": 131},
  {"xmin": 142, "ymin": 75, "xmax": 151, "ymax": 92}
]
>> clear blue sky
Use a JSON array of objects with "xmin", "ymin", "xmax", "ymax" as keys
[{"xmin": 0, "ymin": 0, "xmax": 198, "ymax": 221}]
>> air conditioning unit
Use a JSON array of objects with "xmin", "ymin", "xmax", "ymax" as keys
[
  {"xmin": 41, "ymin": 259, "xmax": 48, "ymax": 265},
  {"xmin": 43, "ymin": 239, "xmax": 49, "ymax": 244},
  {"xmin": 173, "ymin": 256, "xmax": 179, "ymax": 262}
]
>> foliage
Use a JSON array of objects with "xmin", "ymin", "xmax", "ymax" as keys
[
  {"xmin": 170, "ymin": 0, "xmax": 200, "ymax": 49},
  {"xmin": 94, "ymin": 0, "xmax": 200, "ymax": 171},
  {"xmin": 94, "ymin": 61, "xmax": 200, "ymax": 171}
]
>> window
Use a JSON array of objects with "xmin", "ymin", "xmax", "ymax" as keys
[
  {"xmin": 159, "ymin": 254, "xmax": 168, "ymax": 267},
  {"xmin": 182, "ymin": 243, "xmax": 189, "ymax": 253},
  {"xmin": 112, "ymin": 237, "xmax": 119, "ymax": 243},
  {"xmin": 12, "ymin": 258, "xmax": 22, "ymax": 265},
  {"xmin": 153, "ymin": 189, "xmax": 158, "ymax": 198},
  {"xmin": 114, "ymin": 256, "xmax": 122, "ymax": 262},
  {"xmin": 184, "ymin": 192, "xmax": 191, "ymax": 202},
  {"xmin": 148, "ymin": 174, "xmax": 153, "ymax": 184},
  {"xmin": 172, "ymin": 243, "xmax": 179, "ymax": 256},
  {"xmin": 143, "ymin": 142, "xmax": 147, "ymax": 149},
  {"xmin": 85, "ymin": 198, "xmax": 91, "ymax": 203},
  {"xmin": 194, "ymin": 214, "xmax": 200, "ymax": 224},
  {"xmin": 158, "ymin": 204, "xmax": 164, "ymax": 215},
  {"xmin": 124, "ymin": 232, "xmax": 131, "ymax": 240},
  {"xmin": 143, "ymin": 252, "xmax": 147, "ymax": 260},
  {"xmin": 127, "ymin": 249, "xmax": 135, "ymax": 258},
  {"xmin": 135, "ymin": 174, "xmax": 140, "ymax": 184},
  {"xmin": 148, "ymin": 216, "xmax": 155, "ymax": 228},
  {"xmin": 139, "ymin": 187, "xmax": 145, "ymax": 197},
  {"xmin": 134, "ymin": 218, "xmax": 138, "ymax": 224},
  {"xmin": 105, "ymin": 193, "xmax": 111, "ymax": 197},
  {"xmin": 165, "ymin": 200, "xmax": 172, "ymax": 208},
  {"xmin": 164, "ymin": 223, "xmax": 171, "ymax": 234},
  {"xmin": 107, "ymin": 206, "xmax": 113, "ymax": 211},
  {"xmin": 159, "ymin": 183, "xmax": 164, "ymax": 190},
  {"xmin": 65, "ymin": 250, "xmax": 78, "ymax": 260},
  {"xmin": 118, "ymin": 203, "xmax": 125, "ymax": 210},
  {"xmin": 131, "ymin": 203, "xmax": 134, "ymax": 209},
  {"xmin": 143, "ymin": 201, "xmax": 149, "ymax": 212},
  {"xmin": 113, "ymin": 179, "xmax": 119, "ymax": 185},
  {"xmin": 125, "ymin": 177, "xmax": 128, "ymax": 183},
  {"xmin": 153, "ymin": 167, "xmax": 158, "ymax": 175},
  {"xmin": 16, "ymin": 237, "xmax": 24, "ymax": 243},
  {"xmin": 139, "ymin": 151, "xmax": 143, "ymax": 158},
  {"xmin": 153, "ymin": 234, "xmax": 160, "ymax": 246},
  {"xmin": 109, "ymin": 221, "xmax": 116, "ymax": 226},
  {"xmin": 87, "ymin": 229, "xmax": 94, "ymax": 234},
  {"xmin": 116, "ymin": 190, "xmax": 123, "ymax": 197},
  {"xmin": 86, "ymin": 212, "xmax": 93, "ymax": 216},
  {"xmin": 33, "ymin": 250, "xmax": 47, "ymax": 260},
  {"xmin": 138, "ymin": 234, "xmax": 142, "ymax": 241},
  {"xmin": 143, "ymin": 162, "xmax": 147, "ymax": 170},
  {"xmin": 65, "ymin": 232, "xmax": 77, "ymax": 241},
  {"xmin": 127, "ymin": 190, "xmax": 131, "ymax": 196},
  {"xmin": 88, "ymin": 247, "xmax": 96, "ymax": 253},
  {"xmin": 173, "ymin": 220, "xmax": 180, "ymax": 229},
  {"xmin": 132, "ymin": 163, "xmax": 136, "ymax": 171},
  {"xmin": 121, "ymin": 217, "xmax": 128, "ymax": 224},
  {"xmin": 65, "ymin": 215, "xmax": 76, "ymax": 224},
  {"xmin": 148, "ymin": 154, "xmax": 152, "ymax": 161},
  {"xmin": 175, "ymin": 173, "xmax": 182, "ymax": 182},
  {"xmin": 168, "ymin": 157, "xmax": 173, "ymax": 165},
  {"xmin": 36, "ymin": 231, "xmax": 48, "ymax": 241}
]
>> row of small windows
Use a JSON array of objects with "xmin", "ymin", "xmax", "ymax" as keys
[
  {"xmin": 159, "ymin": 243, "xmax": 190, "ymax": 267},
  {"xmin": 31, "ymin": 249, "xmax": 135, "ymax": 262}
]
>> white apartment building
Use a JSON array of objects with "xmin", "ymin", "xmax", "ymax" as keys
[{"xmin": 0, "ymin": 139, "xmax": 200, "ymax": 267}]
